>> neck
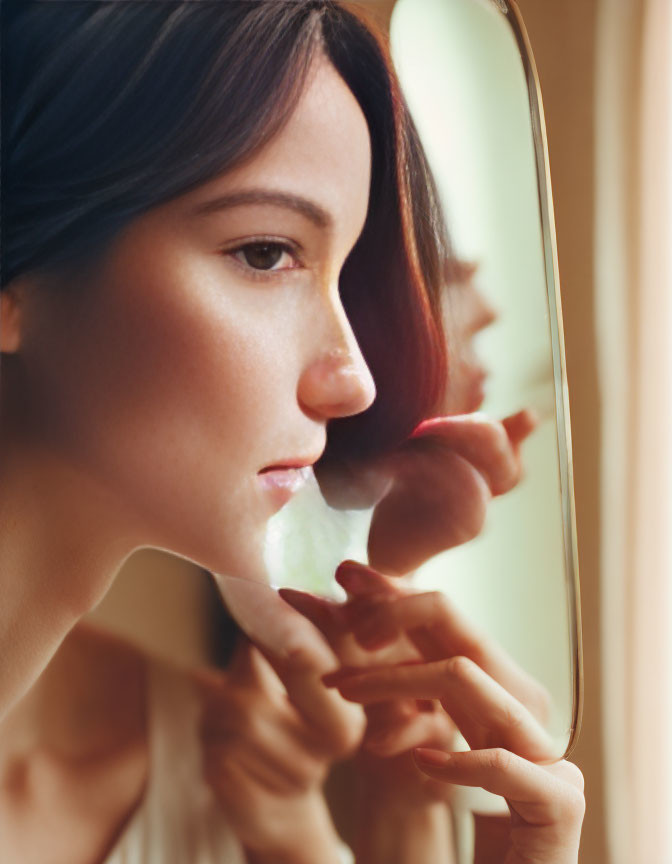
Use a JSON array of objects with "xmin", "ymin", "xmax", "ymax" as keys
[
  {"xmin": 0, "ymin": 622, "xmax": 148, "ymax": 764},
  {"xmin": 0, "ymin": 441, "xmax": 137, "ymax": 721}
]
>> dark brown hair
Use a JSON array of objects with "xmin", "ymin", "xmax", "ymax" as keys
[{"xmin": 1, "ymin": 0, "xmax": 449, "ymax": 462}]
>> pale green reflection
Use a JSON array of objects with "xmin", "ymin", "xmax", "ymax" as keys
[{"xmin": 391, "ymin": 0, "xmax": 572, "ymax": 746}]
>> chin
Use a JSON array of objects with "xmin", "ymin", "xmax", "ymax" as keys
[
  {"xmin": 152, "ymin": 512, "xmax": 269, "ymax": 584},
  {"xmin": 199, "ymin": 527, "xmax": 269, "ymax": 583}
]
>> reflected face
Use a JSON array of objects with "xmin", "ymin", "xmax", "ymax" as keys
[
  {"xmin": 12, "ymin": 57, "xmax": 374, "ymax": 580},
  {"xmin": 441, "ymin": 271, "xmax": 497, "ymax": 414}
]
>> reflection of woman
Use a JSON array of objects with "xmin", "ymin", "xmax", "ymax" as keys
[{"xmin": 0, "ymin": 2, "xmax": 583, "ymax": 862}]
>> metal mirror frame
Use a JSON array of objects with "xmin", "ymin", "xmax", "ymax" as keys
[{"xmin": 499, "ymin": 0, "xmax": 583, "ymax": 756}]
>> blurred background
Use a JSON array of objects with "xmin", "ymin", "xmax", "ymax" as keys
[
  {"xmin": 504, "ymin": 2, "xmax": 672, "ymax": 862},
  {"xmin": 89, "ymin": 1, "xmax": 672, "ymax": 861}
]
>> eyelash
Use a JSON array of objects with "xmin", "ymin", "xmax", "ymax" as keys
[{"xmin": 222, "ymin": 238, "xmax": 304, "ymax": 280}]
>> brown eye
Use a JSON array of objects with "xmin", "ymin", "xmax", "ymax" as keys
[{"xmin": 236, "ymin": 242, "xmax": 289, "ymax": 271}]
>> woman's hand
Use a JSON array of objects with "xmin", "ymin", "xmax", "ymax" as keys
[
  {"xmin": 195, "ymin": 634, "xmax": 362, "ymax": 864},
  {"xmin": 326, "ymin": 655, "xmax": 583, "ymax": 864},
  {"xmin": 305, "ymin": 564, "xmax": 584, "ymax": 864},
  {"xmin": 196, "ymin": 578, "xmax": 367, "ymax": 864}
]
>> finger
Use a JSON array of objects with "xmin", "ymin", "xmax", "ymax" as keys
[
  {"xmin": 501, "ymin": 409, "xmax": 538, "ymax": 449},
  {"xmin": 227, "ymin": 636, "xmax": 291, "ymax": 699},
  {"xmin": 261, "ymin": 651, "xmax": 366, "ymax": 756},
  {"xmin": 277, "ymin": 588, "xmax": 347, "ymax": 647},
  {"xmin": 342, "ymin": 590, "xmax": 551, "ymax": 722},
  {"xmin": 323, "ymin": 657, "xmax": 553, "ymax": 761},
  {"xmin": 346, "ymin": 591, "xmax": 478, "ymax": 658},
  {"xmin": 364, "ymin": 698, "xmax": 419, "ymax": 734},
  {"xmin": 414, "ymin": 750, "xmax": 585, "ymax": 830},
  {"xmin": 218, "ymin": 578, "xmax": 365, "ymax": 752},
  {"xmin": 336, "ymin": 565, "xmax": 454, "ymax": 665},
  {"xmin": 409, "ymin": 414, "xmax": 520, "ymax": 496},
  {"xmin": 201, "ymin": 692, "xmax": 323, "ymax": 794},
  {"xmin": 365, "ymin": 709, "xmax": 456, "ymax": 757},
  {"xmin": 278, "ymin": 586, "xmax": 381, "ymax": 667},
  {"xmin": 335, "ymin": 560, "xmax": 401, "ymax": 597},
  {"xmin": 195, "ymin": 642, "xmax": 288, "ymax": 710},
  {"xmin": 204, "ymin": 733, "xmax": 319, "ymax": 796},
  {"xmin": 218, "ymin": 576, "xmax": 336, "ymax": 670},
  {"xmin": 368, "ymin": 451, "xmax": 491, "ymax": 574}
]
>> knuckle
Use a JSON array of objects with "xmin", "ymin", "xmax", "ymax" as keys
[
  {"xmin": 486, "ymin": 421, "xmax": 508, "ymax": 453},
  {"xmin": 530, "ymin": 683, "xmax": 553, "ymax": 725},
  {"xmin": 558, "ymin": 760, "xmax": 586, "ymax": 793},
  {"xmin": 443, "ymin": 655, "xmax": 476, "ymax": 682},
  {"xmin": 427, "ymin": 590, "xmax": 448, "ymax": 609},
  {"xmin": 559, "ymin": 784, "xmax": 586, "ymax": 823},
  {"xmin": 329, "ymin": 714, "xmax": 366, "ymax": 757},
  {"xmin": 460, "ymin": 490, "xmax": 488, "ymax": 540},
  {"xmin": 486, "ymin": 747, "xmax": 514, "ymax": 774},
  {"xmin": 500, "ymin": 701, "xmax": 526, "ymax": 734},
  {"xmin": 429, "ymin": 592, "xmax": 454, "ymax": 622},
  {"xmin": 241, "ymin": 711, "xmax": 270, "ymax": 745},
  {"xmin": 292, "ymin": 755, "xmax": 327, "ymax": 791},
  {"xmin": 460, "ymin": 636, "xmax": 486, "ymax": 669}
]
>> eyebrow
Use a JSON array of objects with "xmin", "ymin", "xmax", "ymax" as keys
[{"xmin": 193, "ymin": 189, "xmax": 332, "ymax": 229}]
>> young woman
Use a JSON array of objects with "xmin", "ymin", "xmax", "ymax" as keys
[
  {"xmin": 0, "ymin": 0, "xmax": 447, "ymax": 718},
  {"xmin": 0, "ymin": 2, "xmax": 583, "ymax": 861}
]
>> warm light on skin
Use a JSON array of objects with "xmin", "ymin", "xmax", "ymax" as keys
[
  {"xmin": 10, "ymin": 57, "xmax": 373, "ymax": 579},
  {"xmin": 0, "ymin": 55, "xmax": 375, "ymax": 715}
]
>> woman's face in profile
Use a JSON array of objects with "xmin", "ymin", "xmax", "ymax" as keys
[{"xmin": 15, "ymin": 56, "xmax": 375, "ymax": 580}]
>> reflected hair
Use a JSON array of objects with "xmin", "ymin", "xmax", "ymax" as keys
[{"xmin": 1, "ymin": 0, "xmax": 450, "ymax": 462}]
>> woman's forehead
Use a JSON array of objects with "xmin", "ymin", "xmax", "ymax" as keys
[{"xmin": 180, "ymin": 57, "xmax": 371, "ymax": 236}]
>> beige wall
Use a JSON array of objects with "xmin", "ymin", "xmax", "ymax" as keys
[{"xmin": 513, "ymin": 3, "xmax": 606, "ymax": 860}]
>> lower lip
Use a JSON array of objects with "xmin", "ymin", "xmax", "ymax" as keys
[{"xmin": 257, "ymin": 466, "xmax": 313, "ymax": 509}]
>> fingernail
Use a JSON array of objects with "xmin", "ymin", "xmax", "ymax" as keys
[
  {"xmin": 414, "ymin": 748, "xmax": 452, "ymax": 768},
  {"xmin": 411, "ymin": 416, "xmax": 449, "ymax": 438},
  {"xmin": 335, "ymin": 560, "xmax": 376, "ymax": 590}
]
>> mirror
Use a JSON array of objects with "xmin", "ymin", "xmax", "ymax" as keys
[
  {"xmin": 268, "ymin": 0, "xmax": 580, "ymax": 747},
  {"xmin": 2, "ymin": 0, "xmax": 581, "ymax": 862}
]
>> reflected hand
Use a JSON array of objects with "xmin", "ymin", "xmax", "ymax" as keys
[
  {"xmin": 368, "ymin": 410, "xmax": 536, "ymax": 574},
  {"xmin": 317, "ymin": 409, "xmax": 536, "ymax": 575}
]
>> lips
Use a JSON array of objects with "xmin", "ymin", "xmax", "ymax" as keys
[{"xmin": 257, "ymin": 463, "xmax": 315, "ymax": 508}]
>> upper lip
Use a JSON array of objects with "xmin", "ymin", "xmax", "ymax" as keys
[{"xmin": 258, "ymin": 453, "xmax": 324, "ymax": 474}]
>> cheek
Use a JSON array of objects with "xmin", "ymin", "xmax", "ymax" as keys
[{"xmin": 23, "ymin": 250, "xmax": 307, "ymax": 497}]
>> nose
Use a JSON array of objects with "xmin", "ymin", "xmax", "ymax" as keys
[
  {"xmin": 297, "ymin": 301, "xmax": 376, "ymax": 421},
  {"xmin": 469, "ymin": 288, "xmax": 498, "ymax": 335}
]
